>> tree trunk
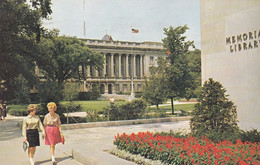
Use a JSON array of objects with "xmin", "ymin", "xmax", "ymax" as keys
[
  {"xmin": 156, "ymin": 104, "xmax": 159, "ymax": 110},
  {"xmin": 171, "ymin": 97, "xmax": 174, "ymax": 115}
]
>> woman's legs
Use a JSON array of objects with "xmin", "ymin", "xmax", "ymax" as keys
[
  {"xmin": 28, "ymin": 147, "xmax": 36, "ymax": 165},
  {"xmin": 50, "ymin": 145, "xmax": 55, "ymax": 155},
  {"xmin": 50, "ymin": 145, "xmax": 56, "ymax": 163},
  {"xmin": 28, "ymin": 147, "xmax": 36, "ymax": 158}
]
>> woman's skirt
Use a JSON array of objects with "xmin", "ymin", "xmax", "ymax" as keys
[
  {"xmin": 26, "ymin": 129, "xmax": 40, "ymax": 147},
  {"xmin": 2, "ymin": 110, "xmax": 6, "ymax": 117},
  {"xmin": 45, "ymin": 126, "xmax": 61, "ymax": 145}
]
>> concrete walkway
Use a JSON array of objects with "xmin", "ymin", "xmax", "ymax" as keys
[
  {"xmin": 0, "ymin": 116, "xmax": 190, "ymax": 165},
  {"xmin": 0, "ymin": 116, "xmax": 83, "ymax": 165}
]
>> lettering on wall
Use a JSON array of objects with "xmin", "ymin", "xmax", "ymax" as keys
[{"xmin": 226, "ymin": 29, "xmax": 260, "ymax": 53}]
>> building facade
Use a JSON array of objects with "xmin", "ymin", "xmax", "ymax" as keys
[
  {"xmin": 201, "ymin": 0, "xmax": 260, "ymax": 130},
  {"xmin": 80, "ymin": 35, "xmax": 167, "ymax": 97}
]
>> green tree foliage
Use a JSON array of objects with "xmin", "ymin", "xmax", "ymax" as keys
[
  {"xmin": 143, "ymin": 57, "xmax": 168, "ymax": 109},
  {"xmin": 190, "ymin": 78, "xmax": 239, "ymax": 140},
  {"xmin": 37, "ymin": 79, "xmax": 63, "ymax": 115},
  {"xmin": 38, "ymin": 36, "xmax": 104, "ymax": 84},
  {"xmin": 162, "ymin": 25, "xmax": 195, "ymax": 114},
  {"xmin": 63, "ymin": 82, "xmax": 80, "ymax": 101},
  {"xmin": 12, "ymin": 74, "xmax": 31, "ymax": 104},
  {"xmin": 0, "ymin": 0, "xmax": 52, "ymax": 101},
  {"xmin": 186, "ymin": 49, "xmax": 201, "ymax": 98}
]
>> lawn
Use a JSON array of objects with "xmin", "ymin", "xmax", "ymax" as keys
[
  {"xmin": 61, "ymin": 100, "xmax": 111, "ymax": 111},
  {"xmin": 149, "ymin": 103, "xmax": 196, "ymax": 113}
]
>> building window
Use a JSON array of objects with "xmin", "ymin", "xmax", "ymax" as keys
[
  {"xmin": 150, "ymin": 56, "xmax": 154, "ymax": 65},
  {"xmin": 116, "ymin": 84, "xmax": 120, "ymax": 92},
  {"xmin": 137, "ymin": 84, "xmax": 142, "ymax": 91},
  {"xmin": 123, "ymin": 84, "xmax": 127, "ymax": 92}
]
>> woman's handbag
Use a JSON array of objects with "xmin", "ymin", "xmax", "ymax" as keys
[
  {"xmin": 23, "ymin": 141, "xmax": 29, "ymax": 152},
  {"xmin": 61, "ymin": 136, "xmax": 65, "ymax": 144}
]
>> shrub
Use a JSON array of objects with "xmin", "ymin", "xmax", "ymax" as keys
[
  {"xmin": 8, "ymin": 108, "xmax": 27, "ymax": 116},
  {"xmin": 190, "ymin": 78, "xmax": 239, "ymax": 141},
  {"xmin": 86, "ymin": 110, "xmax": 108, "ymax": 122},
  {"xmin": 105, "ymin": 99, "xmax": 147, "ymax": 121},
  {"xmin": 241, "ymin": 129, "xmax": 260, "ymax": 143},
  {"xmin": 78, "ymin": 91, "xmax": 100, "ymax": 100}
]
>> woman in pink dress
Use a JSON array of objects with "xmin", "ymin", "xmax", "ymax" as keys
[{"xmin": 43, "ymin": 102, "xmax": 64, "ymax": 164}]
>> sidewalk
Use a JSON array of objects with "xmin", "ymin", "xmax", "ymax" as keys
[
  {"xmin": 0, "ymin": 116, "xmax": 82, "ymax": 165},
  {"xmin": 0, "ymin": 115, "xmax": 190, "ymax": 165}
]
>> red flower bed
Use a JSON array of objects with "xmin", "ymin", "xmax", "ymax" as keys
[{"xmin": 114, "ymin": 131, "xmax": 260, "ymax": 165}]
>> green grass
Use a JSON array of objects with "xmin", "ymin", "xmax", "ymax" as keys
[
  {"xmin": 61, "ymin": 100, "xmax": 111, "ymax": 111},
  {"xmin": 8, "ymin": 105, "xmax": 27, "ymax": 110},
  {"xmin": 149, "ymin": 103, "xmax": 196, "ymax": 113}
]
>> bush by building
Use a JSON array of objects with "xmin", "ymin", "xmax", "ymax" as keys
[{"xmin": 190, "ymin": 78, "xmax": 239, "ymax": 142}]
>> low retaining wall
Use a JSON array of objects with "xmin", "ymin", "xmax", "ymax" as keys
[{"xmin": 61, "ymin": 116, "xmax": 191, "ymax": 130}]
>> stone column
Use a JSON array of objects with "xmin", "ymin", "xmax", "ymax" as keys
[
  {"xmin": 133, "ymin": 55, "xmax": 136, "ymax": 77},
  {"xmin": 111, "ymin": 54, "xmax": 114, "ymax": 77},
  {"xmin": 140, "ymin": 55, "xmax": 143, "ymax": 77},
  {"xmin": 143, "ymin": 55, "xmax": 148, "ymax": 77},
  {"xmin": 95, "ymin": 69, "xmax": 99, "ymax": 77},
  {"xmin": 103, "ymin": 54, "xmax": 106, "ymax": 76},
  {"xmin": 126, "ymin": 54, "xmax": 129, "ymax": 77},
  {"xmin": 118, "ymin": 54, "xmax": 122, "ymax": 77},
  {"xmin": 87, "ymin": 66, "xmax": 91, "ymax": 77}
]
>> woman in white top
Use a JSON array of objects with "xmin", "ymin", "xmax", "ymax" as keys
[
  {"xmin": 22, "ymin": 104, "xmax": 45, "ymax": 165},
  {"xmin": 44, "ymin": 102, "xmax": 63, "ymax": 164}
]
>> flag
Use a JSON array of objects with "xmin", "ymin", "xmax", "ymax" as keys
[{"xmin": 132, "ymin": 28, "xmax": 139, "ymax": 33}]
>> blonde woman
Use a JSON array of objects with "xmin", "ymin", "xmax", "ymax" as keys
[
  {"xmin": 44, "ymin": 102, "xmax": 63, "ymax": 164},
  {"xmin": 22, "ymin": 104, "xmax": 45, "ymax": 165}
]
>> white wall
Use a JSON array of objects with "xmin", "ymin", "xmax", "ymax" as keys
[{"xmin": 201, "ymin": 0, "xmax": 260, "ymax": 130}]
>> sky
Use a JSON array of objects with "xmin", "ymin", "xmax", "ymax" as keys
[{"xmin": 43, "ymin": 0, "xmax": 201, "ymax": 48}]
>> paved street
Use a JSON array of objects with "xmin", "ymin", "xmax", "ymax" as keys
[{"xmin": 0, "ymin": 116, "xmax": 190, "ymax": 165}]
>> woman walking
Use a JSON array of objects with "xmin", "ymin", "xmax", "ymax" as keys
[
  {"xmin": 22, "ymin": 104, "xmax": 45, "ymax": 165},
  {"xmin": 44, "ymin": 102, "xmax": 64, "ymax": 164}
]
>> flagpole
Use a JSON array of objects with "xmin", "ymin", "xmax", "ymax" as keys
[{"xmin": 130, "ymin": 27, "xmax": 139, "ymax": 100}]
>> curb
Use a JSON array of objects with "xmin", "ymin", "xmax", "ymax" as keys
[
  {"xmin": 72, "ymin": 149, "xmax": 98, "ymax": 165},
  {"xmin": 61, "ymin": 116, "xmax": 191, "ymax": 130}
]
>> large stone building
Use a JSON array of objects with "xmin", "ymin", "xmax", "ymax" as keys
[
  {"xmin": 201, "ymin": 0, "xmax": 260, "ymax": 130},
  {"xmin": 80, "ymin": 35, "xmax": 167, "ymax": 97}
]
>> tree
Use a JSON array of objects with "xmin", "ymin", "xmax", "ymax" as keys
[
  {"xmin": 190, "ymin": 78, "xmax": 239, "ymax": 139},
  {"xmin": 37, "ymin": 78, "xmax": 63, "ymax": 116},
  {"xmin": 38, "ymin": 36, "xmax": 104, "ymax": 84},
  {"xmin": 0, "ymin": 0, "xmax": 52, "ymax": 101},
  {"xmin": 186, "ymin": 49, "xmax": 201, "ymax": 98},
  {"xmin": 12, "ymin": 74, "xmax": 31, "ymax": 104},
  {"xmin": 162, "ymin": 25, "xmax": 195, "ymax": 114},
  {"xmin": 143, "ymin": 57, "xmax": 168, "ymax": 109},
  {"xmin": 63, "ymin": 82, "xmax": 80, "ymax": 102}
]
